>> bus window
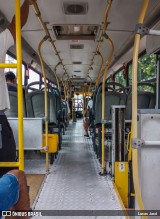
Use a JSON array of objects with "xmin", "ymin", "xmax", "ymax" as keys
[
  {"xmin": 138, "ymin": 53, "xmax": 156, "ymax": 82},
  {"xmin": 115, "ymin": 69, "xmax": 126, "ymax": 87},
  {"xmin": 28, "ymin": 69, "xmax": 40, "ymax": 90},
  {"xmin": 128, "ymin": 53, "xmax": 156, "ymax": 89},
  {"xmin": 5, "ymin": 54, "xmax": 25, "ymax": 85},
  {"xmin": 128, "ymin": 63, "xmax": 132, "ymax": 86}
]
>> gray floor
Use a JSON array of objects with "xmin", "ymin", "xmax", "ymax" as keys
[{"xmin": 33, "ymin": 120, "xmax": 126, "ymax": 219}]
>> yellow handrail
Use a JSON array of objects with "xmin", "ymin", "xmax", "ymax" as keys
[
  {"xmin": 38, "ymin": 37, "xmax": 49, "ymax": 172},
  {"xmin": 101, "ymin": 37, "xmax": 114, "ymax": 174},
  {"xmin": 88, "ymin": 0, "xmax": 112, "ymax": 72},
  {"xmin": 0, "ymin": 63, "xmax": 17, "ymax": 68},
  {"xmin": 103, "ymin": 0, "xmax": 112, "ymax": 34},
  {"xmin": 96, "ymin": 51, "xmax": 104, "ymax": 87},
  {"xmin": 53, "ymin": 62, "xmax": 61, "ymax": 90},
  {"xmin": 0, "ymin": 0, "xmax": 24, "ymax": 170},
  {"xmin": 87, "ymin": 75, "xmax": 93, "ymax": 93},
  {"xmin": 132, "ymin": 0, "xmax": 149, "ymax": 217},
  {"xmin": 62, "ymin": 72, "xmax": 68, "ymax": 100}
]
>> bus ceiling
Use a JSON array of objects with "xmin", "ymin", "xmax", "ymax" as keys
[{"xmin": 1, "ymin": 1, "xmax": 160, "ymax": 83}]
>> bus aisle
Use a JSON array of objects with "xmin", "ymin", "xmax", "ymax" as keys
[{"xmin": 32, "ymin": 119, "xmax": 125, "ymax": 219}]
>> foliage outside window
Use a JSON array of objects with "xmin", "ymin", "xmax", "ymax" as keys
[
  {"xmin": 138, "ymin": 53, "xmax": 156, "ymax": 82},
  {"xmin": 107, "ymin": 77, "xmax": 112, "ymax": 83},
  {"xmin": 115, "ymin": 69, "xmax": 126, "ymax": 87},
  {"xmin": 128, "ymin": 53, "xmax": 156, "ymax": 86}
]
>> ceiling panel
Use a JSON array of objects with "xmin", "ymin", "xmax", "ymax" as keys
[{"xmin": 0, "ymin": 0, "xmax": 160, "ymax": 83}]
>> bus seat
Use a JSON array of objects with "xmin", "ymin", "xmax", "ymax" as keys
[
  {"xmin": 148, "ymin": 93, "xmax": 156, "ymax": 108},
  {"xmin": 125, "ymin": 92, "xmax": 153, "ymax": 120},
  {"xmin": 5, "ymin": 91, "xmax": 27, "ymax": 117},
  {"xmin": 26, "ymin": 91, "xmax": 57, "ymax": 125},
  {"xmin": 61, "ymin": 100, "xmax": 68, "ymax": 124},
  {"xmin": 95, "ymin": 90, "xmax": 124, "ymax": 125}
]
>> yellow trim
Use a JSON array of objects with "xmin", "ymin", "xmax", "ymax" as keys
[
  {"xmin": 0, "ymin": 162, "xmax": 20, "ymax": 167},
  {"xmin": 113, "ymin": 183, "xmax": 130, "ymax": 219},
  {"xmin": 0, "ymin": 63, "xmax": 17, "ymax": 68},
  {"xmin": 115, "ymin": 162, "xmax": 129, "ymax": 208},
  {"xmin": 38, "ymin": 38, "xmax": 49, "ymax": 172},
  {"xmin": 132, "ymin": 0, "xmax": 149, "ymax": 217}
]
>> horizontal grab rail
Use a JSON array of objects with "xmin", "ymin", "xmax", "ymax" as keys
[{"xmin": 0, "ymin": 63, "xmax": 17, "ymax": 68}]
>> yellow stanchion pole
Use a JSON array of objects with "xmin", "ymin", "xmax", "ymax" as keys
[
  {"xmin": 96, "ymin": 51, "xmax": 104, "ymax": 87},
  {"xmin": 0, "ymin": 0, "xmax": 24, "ymax": 169},
  {"xmin": 132, "ymin": 0, "xmax": 149, "ymax": 217},
  {"xmin": 101, "ymin": 37, "xmax": 114, "ymax": 174},
  {"xmin": 87, "ymin": 75, "xmax": 93, "ymax": 94},
  {"xmin": 53, "ymin": 62, "xmax": 61, "ymax": 90},
  {"xmin": 38, "ymin": 37, "xmax": 49, "ymax": 172},
  {"xmin": 15, "ymin": 0, "xmax": 24, "ymax": 170}
]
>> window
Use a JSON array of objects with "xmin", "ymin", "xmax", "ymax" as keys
[
  {"xmin": 138, "ymin": 53, "xmax": 156, "ymax": 82},
  {"xmin": 115, "ymin": 69, "xmax": 126, "ymax": 87},
  {"xmin": 128, "ymin": 63, "xmax": 132, "ymax": 85},
  {"xmin": 5, "ymin": 54, "xmax": 25, "ymax": 85},
  {"xmin": 128, "ymin": 53, "xmax": 156, "ymax": 86},
  {"xmin": 28, "ymin": 68, "xmax": 40, "ymax": 89},
  {"xmin": 107, "ymin": 77, "xmax": 112, "ymax": 83}
]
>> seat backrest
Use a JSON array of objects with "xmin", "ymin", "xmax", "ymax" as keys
[
  {"xmin": 95, "ymin": 86, "xmax": 125, "ymax": 125},
  {"xmin": 125, "ymin": 91, "xmax": 155, "ymax": 120},
  {"xmin": 5, "ymin": 91, "xmax": 26, "ymax": 117},
  {"xmin": 148, "ymin": 93, "xmax": 156, "ymax": 108},
  {"xmin": 26, "ymin": 91, "xmax": 57, "ymax": 124}
]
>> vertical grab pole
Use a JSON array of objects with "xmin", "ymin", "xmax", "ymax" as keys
[
  {"xmin": 53, "ymin": 62, "xmax": 61, "ymax": 90},
  {"xmin": 15, "ymin": 0, "xmax": 24, "ymax": 170},
  {"xmin": 101, "ymin": 36, "xmax": 114, "ymax": 174},
  {"xmin": 87, "ymin": 75, "xmax": 93, "ymax": 94},
  {"xmin": 62, "ymin": 72, "xmax": 67, "ymax": 100},
  {"xmin": 38, "ymin": 37, "xmax": 49, "ymax": 172},
  {"xmin": 96, "ymin": 51, "xmax": 104, "ymax": 87},
  {"xmin": 132, "ymin": 0, "xmax": 149, "ymax": 216}
]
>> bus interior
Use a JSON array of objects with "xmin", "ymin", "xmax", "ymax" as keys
[{"xmin": 0, "ymin": 0, "xmax": 160, "ymax": 218}]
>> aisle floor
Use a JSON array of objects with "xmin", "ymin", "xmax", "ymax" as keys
[{"xmin": 33, "ymin": 120, "xmax": 126, "ymax": 219}]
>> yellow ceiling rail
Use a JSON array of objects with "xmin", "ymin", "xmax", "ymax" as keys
[
  {"xmin": 53, "ymin": 62, "xmax": 62, "ymax": 90},
  {"xmin": 131, "ymin": 0, "xmax": 149, "ymax": 217},
  {"xmin": 0, "ymin": 0, "xmax": 24, "ymax": 170},
  {"xmin": 101, "ymin": 36, "xmax": 114, "ymax": 175},
  {"xmin": 32, "ymin": 1, "xmax": 70, "ymax": 80},
  {"xmin": 88, "ymin": 0, "xmax": 112, "ymax": 73},
  {"xmin": 86, "ymin": 75, "xmax": 93, "ymax": 93},
  {"xmin": 96, "ymin": 51, "xmax": 104, "ymax": 87},
  {"xmin": 38, "ymin": 37, "xmax": 49, "ymax": 172}
]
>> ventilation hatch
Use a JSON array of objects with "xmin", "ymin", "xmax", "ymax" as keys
[
  {"xmin": 74, "ymin": 70, "xmax": 81, "ymax": 73},
  {"xmin": 52, "ymin": 24, "xmax": 100, "ymax": 40},
  {"xmin": 63, "ymin": 2, "xmax": 88, "ymax": 15}
]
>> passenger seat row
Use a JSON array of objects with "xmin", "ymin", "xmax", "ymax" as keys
[{"xmin": 94, "ymin": 86, "xmax": 156, "ymax": 125}]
